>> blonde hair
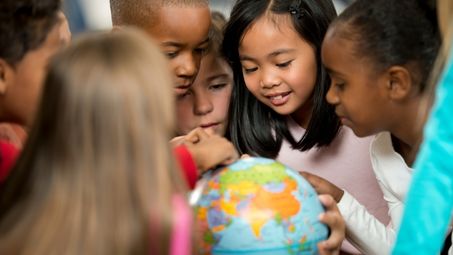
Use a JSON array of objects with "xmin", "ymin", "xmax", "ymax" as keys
[
  {"xmin": 0, "ymin": 29, "xmax": 186, "ymax": 254},
  {"xmin": 438, "ymin": 0, "xmax": 453, "ymax": 44},
  {"xmin": 427, "ymin": 0, "xmax": 453, "ymax": 84},
  {"xmin": 417, "ymin": 0, "xmax": 453, "ymax": 131}
]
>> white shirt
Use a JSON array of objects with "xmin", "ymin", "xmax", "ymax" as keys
[{"xmin": 338, "ymin": 132, "xmax": 412, "ymax": 255}]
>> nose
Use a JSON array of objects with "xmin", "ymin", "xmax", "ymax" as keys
[
  {"xmin": 175, "ymin": 52, "xmax": 199, "ymax": 79},
  {"xmin": 326, "ymin": 82, "xmax": 339, "ymax": 105},
  {"xmin": 260, "ymin": 69, "xmax": 281, "ymax": 89},
  {"xmin": 194, "ymin": 93, "xmax": 213, "ymax": 115}
]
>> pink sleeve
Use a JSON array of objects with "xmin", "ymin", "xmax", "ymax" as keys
[{"xmin": 170, "ymin": 195, "xmax": 192, "ymax": 255}]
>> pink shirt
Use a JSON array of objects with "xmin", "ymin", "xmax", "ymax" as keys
[
  {"xmin": 170, "ymin": 195, "xmax": 192, "ymax": 255},
  {"xmin": 277, "ymin": 118, "xmax": 390, "ymax": 254}
]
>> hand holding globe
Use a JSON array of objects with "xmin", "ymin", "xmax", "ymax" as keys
[{"xmin": 193, "ymin": 157, "xmax": 344, "ymax": 255}]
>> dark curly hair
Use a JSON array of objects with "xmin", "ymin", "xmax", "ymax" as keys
[
  {"xmin": 332, "ymin": 0, "xmax": 440, "ymax": 93},
  {"xmin": 0, "ymin": 0, "xmax": 61, "ymax": 66}
]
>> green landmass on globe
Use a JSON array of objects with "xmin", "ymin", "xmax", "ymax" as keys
[{"xmin": 194, "ymin": 157, "xmax": 328, "ymax": 255}]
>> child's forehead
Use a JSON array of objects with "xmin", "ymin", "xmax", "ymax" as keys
[
  {"xmin": 323, "ymin": 24, "xmax": 361, "ymax": 57},
  {"xmin": 156, "ymin": 4, "xmax": 210, "ymax": 22},
  {"xmin": 201, "ymin": 52, "xmax": 231, "ymax": 74},
  {"xmin": 322, "ymin": 33, "xmax": 383, "ymax": 81},
  {"xmin": 240, "ymin": 15, "xmax": 302, "ymax": 51},
  {"xmin": 241, "ymin": 14, "xmax": 296, "ymax": 42}
]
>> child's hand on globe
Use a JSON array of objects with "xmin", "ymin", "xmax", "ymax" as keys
[
  {"xmin": 317, "ymin": 194, "xmax": 345, "ymax": 255},
  {"xmin": 300, "ymin": 171, "xmax": 344, "ymax": 202}
]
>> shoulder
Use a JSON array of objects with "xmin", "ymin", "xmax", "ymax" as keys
[{"xmin": 370, "ymin": 132, "xmax": 412, "ymax": 195}]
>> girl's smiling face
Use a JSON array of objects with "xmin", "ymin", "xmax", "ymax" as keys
[{"xmin": 239, "ymin": 15, "xmax": 317, "ymax": 120}]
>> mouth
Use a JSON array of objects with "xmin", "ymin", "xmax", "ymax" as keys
[
  {"xmin": 335, "ymin": 110, "xmax": 348, "ymax": 123},
  {"xmin": 175, "ymin": 84, "xmax": 191, "ymax": 90},
  {"xmin": 337, "ymin": 114, "xmax": 351, "ymax": 126},
  {"xmin": 266, "ymin": 92, "xmax": 291, "ymax": 106},
  {"xmin": 200, "ymin": 122, "xmax": 220, "ymax": 129},
  {"xmin": 174, "ymin": 84, "xmax": 192, "ymax": 95},
  {"xmin": 176, "ymin": 83, "xmax": 191, "ymax": 88}
]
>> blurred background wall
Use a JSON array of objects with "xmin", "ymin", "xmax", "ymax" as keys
[{"xmin": 64, "ymin": 0, "xmax": 353, "ymax": 35}]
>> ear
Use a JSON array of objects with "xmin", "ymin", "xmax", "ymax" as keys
[
  {"xmin": 385, "ymin": 66, "xmax": 413, "ymax": 101},
  {"xmin": 58, "ymin": 11, "xmax": 72, "ymax": 44},
  {"xmin": 0, "ymin": 59, "xmax": 13, "ymax": 95}
]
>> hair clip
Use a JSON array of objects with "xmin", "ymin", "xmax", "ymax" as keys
[{"xmin": 289, "ymin": 1, "xmax": 304, "ymax": 19}]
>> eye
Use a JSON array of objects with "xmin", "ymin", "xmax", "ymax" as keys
[
  {"xmin": 243, "ymin": 66, "xmax": 258, "ymax": 74},
  {"xmin": 195, "ymin": 46, "xmax": 208, "ymax": 55},
  {"xmin": 209, "ymin": 83, "xmax": 227, "ymax": 91},
  {"xmin": 276, "ymin": 60, "xmax": 293, "ymax": 68},
  {"xmin": 166, "ymin": 51, "xmax": 178, "ymax": 59},
  {"xmin": 334, "ymin": 82, "xmax": 346, "ymax": 91},
  {"xmin": 329, "ymin": 75, "xmax": 347, "ymax": 91}
]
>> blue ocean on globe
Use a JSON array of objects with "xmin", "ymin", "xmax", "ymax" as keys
[{"xmin": 194, "ymin": 157, "xmax": 328, "ymax": 255}]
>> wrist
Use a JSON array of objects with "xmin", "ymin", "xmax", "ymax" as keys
[{"xmin": 334, "ymin": 189, "xmax": 344, "ymax": 203}]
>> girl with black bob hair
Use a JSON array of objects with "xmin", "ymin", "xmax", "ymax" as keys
[{"xmin": 223, "ymin": 0, "xmax": 339, "ymax": 157}]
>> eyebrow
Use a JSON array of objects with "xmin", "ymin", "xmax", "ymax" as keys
[
  {"xmin": 269, "ymin": 49, "xmax": 296, "ymax": 57},
  {"xmin": 198, "ymin": 38, "xmax": 210, "ymax": 46},
  {"xmin": 240, "ymin": 48, "xmax": 296, "ymax": 61},
  {"xmin": 239, "ymin": 54, "xmax": 254, "ymax": 61},
  {"xmin": 161, "ymin": 41, "xmax": 183, "ymax": 47},
  {"xmin": 206, "ymin": 73, "xmax": 229, "ymax": 82},
  {"xmin": 161, "ymin": 37, "xmax": 210, "ymax": 48},
  {"xmin": 325, "ymin": 67, "xmax": 345, "ymax": 77}
]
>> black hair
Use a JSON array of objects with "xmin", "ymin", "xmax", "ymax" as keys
[
  {"xmin": 222, "ymin": 0, "xmax": 340, "ymax": 158},
  {"xmin": 0, "ymin": 0, "xmax": 61, "ymax": 66},
  {"xmin": 332, "ymin": 0, "xmax": 440, "ymax": 93}
]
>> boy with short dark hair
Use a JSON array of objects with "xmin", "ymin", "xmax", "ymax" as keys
[
  {"xmin": 0, "ymin": 0, "xmax": 70, "ymax": 181},
  {"xmin": 110, "ymin": 0, "xmax": 211, "ymax": 95}
]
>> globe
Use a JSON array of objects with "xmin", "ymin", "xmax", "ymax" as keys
[{"xmin": 193, "ymin": 157, "xmax": 328, "ymax": 255}]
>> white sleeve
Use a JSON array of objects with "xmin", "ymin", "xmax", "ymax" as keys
[
  {"xmin": 338, "ymin": 191, "xmax": 396, "ymax": 255},
  {"xmin": 449, "ymin": 233, "xmax": 452, "ymax": 255},
  {"xmin": 372, "ymin": 160, "xmax": 406, "ymax": 231}
]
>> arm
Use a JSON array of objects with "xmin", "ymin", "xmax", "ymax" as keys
[
  {"xmin": 339, "ymin": 191, "xmax": 396, "ymax": 254},
  {"xmin": 393, "ymin": 54, "xmax": 453, "ymax": 255},
  {"xmin": 302, "ymin": 171, "xmax": 399, "ymax": 254}
]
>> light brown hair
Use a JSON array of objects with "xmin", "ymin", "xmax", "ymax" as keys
[
  {"xmin": 433, "ymin": 0, "xmax": 453, "ymax": 76},
  {"xmin": 208, "ymin": 10, "xmax": 227, "ymax": 55},
  {"xmin": 0, "ymin": 29, "xmax": 185, "ymax": 254},
  {"xmin": 416, "ymin": 0, "xmax": 453, "ymax": 133}
]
